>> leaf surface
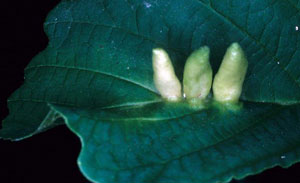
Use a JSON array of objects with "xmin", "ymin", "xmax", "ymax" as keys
[{"xmin": 53, "ymin": 102, "xmax": 300, "ymax": 183}]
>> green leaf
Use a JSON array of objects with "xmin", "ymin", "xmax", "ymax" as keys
[
  {"xmin": 2, "ymin": 0, "xmax": 300, "ymax": 182},
  {"xmin": 2, "ymin": 0, "xmax": 300, "ymax": 139},
  {"xmin": 52, "ymin": 102, "xmax": 300, "ymax": 183}
]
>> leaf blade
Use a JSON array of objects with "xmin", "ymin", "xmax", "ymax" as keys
[{"xmin": 52, "ymin": 102, "xmax": 300, "ymax": 183}]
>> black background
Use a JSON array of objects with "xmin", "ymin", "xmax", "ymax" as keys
[{"xmin": 0, "ymin": 0, "xmax": 300, "ymax": 182}]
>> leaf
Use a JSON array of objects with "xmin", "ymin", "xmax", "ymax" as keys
[
  {"xmin": 1, "ymin": 0, "xmax": 300, "ymax": 182},
  {"xmin": 1, "ymin": 0, "xmax": 300, "ymax": 139},
  {"xmin": 52, "ymin": 102, "xmax": 300, "ymax": 183},
  {"xmin": 2, "ymin": 0, "xmax": 300, "ymax": 140}
]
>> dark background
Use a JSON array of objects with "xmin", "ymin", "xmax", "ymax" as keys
[{"xmin": 0, "ymin": 0, "xmax": 299, "ymax": 182}]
